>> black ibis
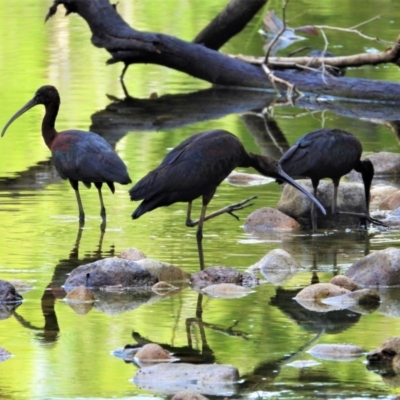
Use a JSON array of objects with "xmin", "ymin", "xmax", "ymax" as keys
[
  {"xmin": 130, "ymin": 129, "xmax": 326, "ymax": 270},
  {"xmin": 279, "ymin": 128, "xmax": 383, "ymax": 231},
  {"xmin": 1, "ymin": 85, "xmax": 132, "ymax": 226}
]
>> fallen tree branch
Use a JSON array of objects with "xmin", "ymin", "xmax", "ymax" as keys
[
  {"xmin": 193, "ymin": 0, "xmax": 267, "ymax": 50},
  {"xmin": 45, "ymin": 0, "xmax": 400, "ymax": 102},
  {"xmin": 234, "ymin": 35, "xmax": 400, "ymax": 69}
]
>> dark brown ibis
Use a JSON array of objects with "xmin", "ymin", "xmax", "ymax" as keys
[
  {"xmin": 1, "ymin": 85, "xmax": 132, "ymax": 226},
  {"xmin": 279, "ymin": 128, "xmax": 384, "ymax": 231},
  {"xmin": 129, "ymin": 129, "xmax": 326, "ymax": 270}
]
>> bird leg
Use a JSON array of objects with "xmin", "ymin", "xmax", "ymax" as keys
[
  {"xmin": 196, "ymin": 204, "xmax": 207, "ymax": 271},
  {"xmin": 185, "ymin": 201, "xmax": 206, "ymax": 270},
  {"xmin": 336, "ymin": 211, "xmax": 387, "ymax": 227},
  {"xmin": 185, "ymin": 196, "xmax": 257, "ymax": 228},
  {"xmin": 94, "ymin": 182, "xmax": 106, "ymax": 222},
  {"xmin": 69, "ymin": 179, "xmax": 85, "ymax": 225},
  {"xmin": 310, "ymin": 181, "xmax": 319, "ymax": 232},
  {"xmin": 330, "ymin": 180, "xmax": 386, "ymax": 227}
]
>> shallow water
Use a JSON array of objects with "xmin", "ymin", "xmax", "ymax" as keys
[{"xmin": 1, "ymin": 1, "xmax": 400, "ymax": 399}]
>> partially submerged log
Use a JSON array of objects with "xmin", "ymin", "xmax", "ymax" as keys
[{"xmin": 46, "ymin": 0, "xmax": 400, "ymax": 102}]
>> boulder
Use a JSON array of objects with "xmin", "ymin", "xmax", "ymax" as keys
[
  {"xmin": 248, "ymin": 248, "xmax": 303, "ymax": 284},
  {"xmin": 134, "ymin": 363, "xmax": 239, "ymax": 396},
  {"xmin": 202, "ymin": 283, "xmax": 253, "ymax": 299},
  {"xmin": 329, "ymin": 275, "xmax": 362, "ymax": 291},
  {"xmin": 345, "ymin": 247, "xmax": 400, "ymax": 287},
  {"xmin": 0, "ymin": 280, "xmax": 22, "ymax": 304},
  {"xmin": 308, "ymin": 344, "xmax": 365, "ymax": 361},
  {"xmin": 136, "ymin": 259, "xmax": 190, "ymax": 284},
  {"xmin": 371, "ymin": 184, "xmax": 399, "ymax": 207},
  {"xmin": 379, "ymin": 190, "xmax": 400, "ymax": 210},
  {"xmin": 226, "ymin": 171, "xmax": 273, "ymax": 186},
  {"xmin": 191, "ymin": 266, "xmax": 259, "ymax": 291},
  {"xmin": 277, "ymin": 180, "xmax": 368, "ymax": 229},
  {"xmin": 295, "ymin": 283, "xmax": 350, "ymax": 301},
  {"xmin": 244, "ymin": 207, "xmax": 300, "ymax": 231},
  {"xmin": 172, "ymin": 391, "xmax": 209, "ymax": 400},
  {"xmin": 64, "ymin": 258, "xmax": 158, "ymax": 289},
  {"xmin": 118, "ymin": 247, "xmax": 147, "ymax": 261},
  {"xmin": 365, "ymin": 152, "xmax": 400, "ymax": 176}
]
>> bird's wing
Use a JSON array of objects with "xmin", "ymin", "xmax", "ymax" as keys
[
  {"xmin": 130, "ymin": 144, "xmax": 234, "ymax": 201},
  {"xmin": 52, "ymin": 131, "xmax": 131, "ymax": 184}
]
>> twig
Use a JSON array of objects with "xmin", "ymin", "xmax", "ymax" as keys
[
  {"xmin": 314, "ymin": 24, "xmax": 394, "ymax": 46},
  {"xmin": 264, "ymin": 0, "xmax": 290, "ymax": 62},
  {"xmin": 261, "ymin": 64, "xmax": 302, "ymax": 98},
  {"xmin": 349, "ymin": 15, "xmax": 381, "ymax": 30}
]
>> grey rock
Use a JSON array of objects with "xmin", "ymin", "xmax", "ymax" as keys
[
  {"xmin": 0, "ymin": 279, "xmax": 22, "ymax": 304},
  {"xmin": 64, "ymin": 257, "xmax": 158, "ymax": 289},
  {"xmin": 345, "ymin": 247, "xmax": 400, "ymax": 287},
  {"xmin": 277, "ymin": 180, "xmax": 370, "ymax": 229},
  {"xmin": 244, "ymin": 207, "xmax": 300, "ymax": 231},
  {"xmin": 248, "ymin": 248, "xmax": 303, "ymax": 285},
  {"xmin": 308, "ymin": 344, "xmax": 365, "ymax": 361},
  {"xmin": 191, "ymin": 266, "xmax": 259, "ymax": 291},
  {"xmin": 133, "ymin": 363, "xmax": 239, "ymax": 396}
]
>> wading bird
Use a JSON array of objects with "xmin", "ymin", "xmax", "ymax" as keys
[
  {"xmin": 130, "ymin": 129, "xmax": 326, "ymax": 270},
  {"xmin": 1, "ymin": 85, "xmax": 132, "ymax": 226},
  {"xmin": 279, "ymin": 128, "xmax": 383, "ymax": 231}
]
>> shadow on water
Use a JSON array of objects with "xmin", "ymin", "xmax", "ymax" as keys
[
  {"xmin": 90, "ymin": 82, "xmax": 400, "ymax": 140},
  {"xmin": 12, "ymin": 228, "xmax": 110, "ymax": 343}
]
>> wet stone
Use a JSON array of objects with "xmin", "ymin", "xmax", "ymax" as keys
[
  {"xmin": 191, "ymin": 266, "xmax": 259, "ymax": 290},
  {"xmin": 379, "ymin": 190, "xmax": 400, "ymax": 210},
  {"xmin": 345, "ymin": 247, "xmax": 400, "ymax": 287},
  {"xmin": 295, "ymin": 283, "xmax": 350, "ymax": 302},
  {"xmin": 0, "ymin": 347, "xmax": 12, "ymax": 362},
  {"xmin": 172, "ymin": 391, "xmax": 209, "ymax": 400},
  {"xmin": 365, "ymin": 152, "xmax": 400, "ymax": 176},
  {"xmin": 118, "ymin": 247, "xmax": 147, "ymax": 261},
  {"xmin": 202, "ymin": 283, "xmax": 253, "ymax": 299},
  {"xmin": 248, "ymin": 248, "xmax": 303, "ymax": 285},
  {"xmin": 244, "ymin": 207, "xmax": 300, "ymax": 230},
  {"xmin": 133, "ymin": 363, "xmax": 239, "ymax": 397},
  {"xmin": 330, "ymin": 275, "xmax": 363, "ymax": 291},
  {"xmin": 0, "ymin": 279, "xmax": 23, "ymax": 304},
  {"xmin": 321, "ymin": 289, "xmax": 381, "ymax": 314},
  {"xmin": 64, "ymin": 258, "xmax": 158, "ymax": 289},
  {"xmin": 308, "ymin": 344, "xmax": 365, "ymax": 361},
  {"xmin": 136, "ymin": 258, "xmax": 191, "ymax": 285},
  {"xmin": 277, "ymin": 180, "xmax": 368, "ymax": 229},
  {"xmin": 370, "ymin": 184, "xmax": 399, "ymax": 207}
]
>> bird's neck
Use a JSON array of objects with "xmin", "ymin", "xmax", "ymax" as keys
[
  {"xmin": 245, "ymin": 152, "xmax": 279, "ymax": 178},
  {"xmin": 42, "ymin": 102, "xmax": 59, "ymax": 149}
]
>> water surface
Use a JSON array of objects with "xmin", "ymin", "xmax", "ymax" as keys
[{"xmin": 1, "ymin": 1, "xmax": 400, "ymax": 399}]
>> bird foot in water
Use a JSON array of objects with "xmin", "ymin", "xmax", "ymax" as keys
[
  {"xmin": 186, "ymin": 195, "xmax": 257, "ymax": 227},
  {"xmin": 336, "ymin": 211, "xmax": 388, "ymax": 228},
  {"xmin": 225, "ymin": 195, "xmax": 258, "ymax": 221}
]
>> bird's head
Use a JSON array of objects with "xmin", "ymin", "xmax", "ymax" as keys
[{"xmin": 1, "ymin": 85, "xmax": 60, "ymax": 137}]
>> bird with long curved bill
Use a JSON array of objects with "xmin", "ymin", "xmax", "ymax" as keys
[
  {"xmin": 279, "ymin": 128, "xmax": 385, "ymax": 231},
  {"xmin": 1, "ymin": 85, "xmax": 132, "ymax": 227},
  {"xmin": 129, "ymin": 129, "xmax": 326, "ymax": 270}
]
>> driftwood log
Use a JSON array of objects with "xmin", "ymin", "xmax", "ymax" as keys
[{"xmin": 45, "ymin": 0, "xmax": 400, "ymax": 102}]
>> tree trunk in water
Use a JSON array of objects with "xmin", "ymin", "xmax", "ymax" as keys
[
  {"xmin": 46, "ymin": 0, "xmax": 400, "ymax": 102},
  {"xmin": 193, "ymin": 0, "xmax": 267, "ymax": 50}
]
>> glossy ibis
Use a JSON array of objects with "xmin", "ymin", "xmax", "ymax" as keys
[
  {"xmin": 1, "ymin": 86, "xmax": 132, "ymax": 226},
  {"xmin": 130, "ymin": 129, "xmax": 326, "ymax": 270},
  {"xmin": 279, "ymin": 128, "xmax": 383, "ymax": 231}
]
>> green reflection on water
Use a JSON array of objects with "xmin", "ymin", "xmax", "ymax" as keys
[{"xmin": 1, "ymin": 0, "xmax": 400, "ymax": 399}]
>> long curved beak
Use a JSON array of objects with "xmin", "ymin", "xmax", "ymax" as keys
[
  {"xmin": 1, "ymin": 97, "xmax": 38, "ymax": 137},
  {"xmin": 277, "ymin": 164, "xmax": 327, "ymax": 215}
]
